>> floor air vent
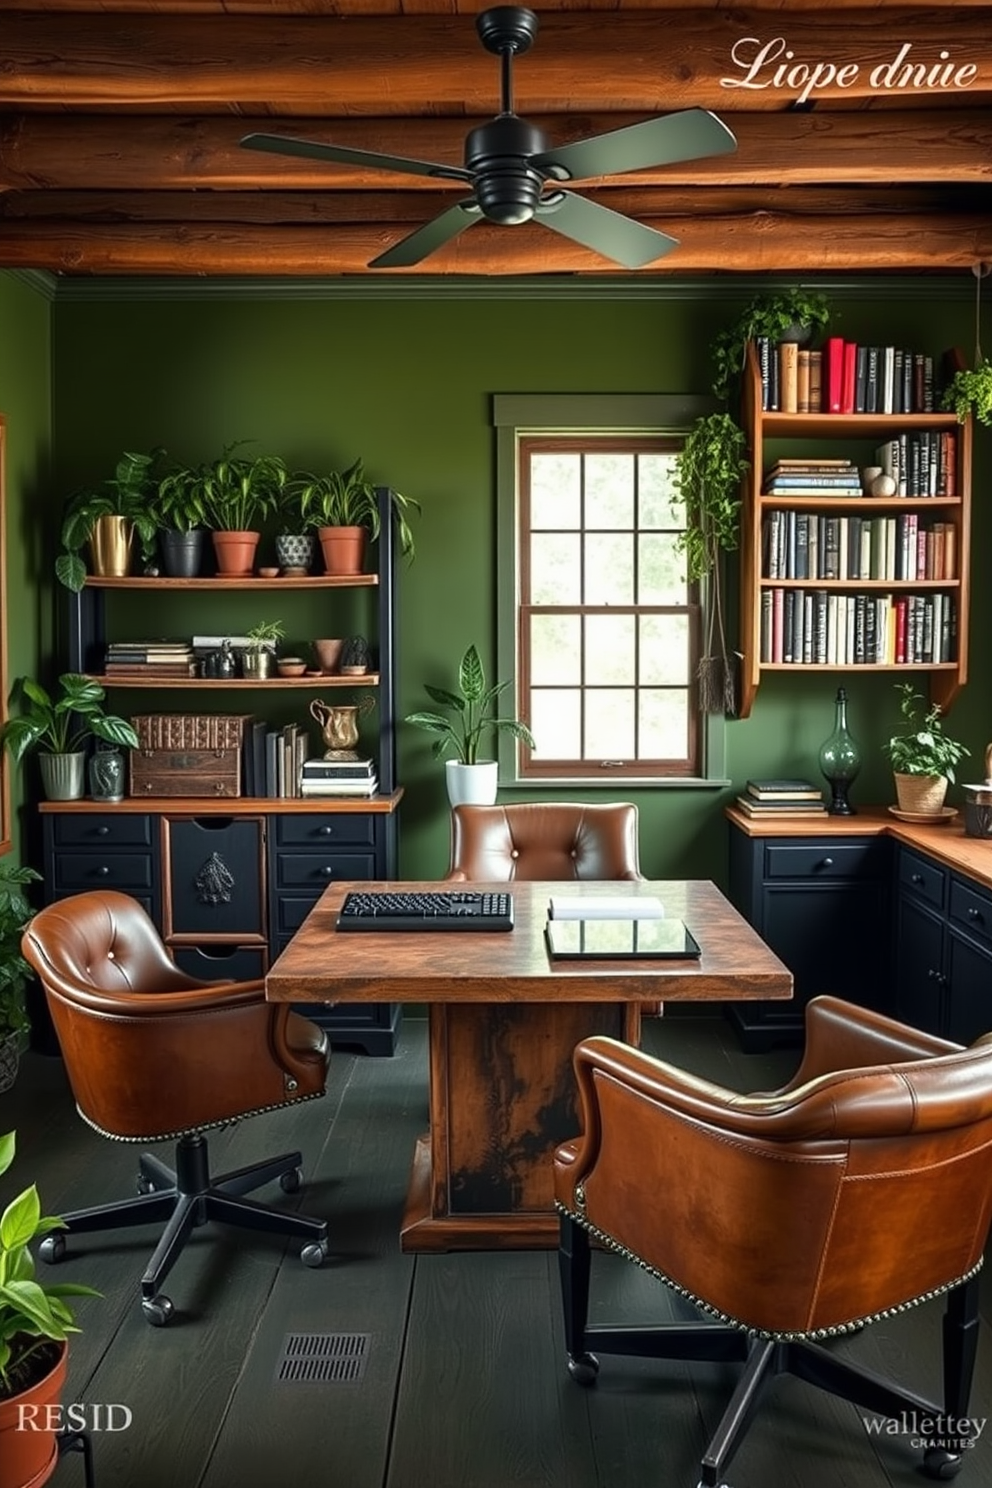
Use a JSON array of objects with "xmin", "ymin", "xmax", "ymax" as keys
[{"xmin": 276, "ymin": 1332, "xmax": 370, "ymax": 1384}]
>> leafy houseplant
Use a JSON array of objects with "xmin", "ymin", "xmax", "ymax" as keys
[
  {"xmin": 0, "ymin": 674, "xmax": 140, "ymax": 802},
  {"xmin": 152, "ymin": 463, "xmax": 210, "ymax": 578},
  {"xmin": 404, "ymin": 643, "xmax": 536, "ymax": 807},
  {"xmin": 194, "ymin": 444, "xmax": 288, "ymax": 577},
  {"xmin": 240, "ymin": 621, "xmax": 285, "ymax": 680},
  {"xmin": 57, "ymin": 449, "xmax": 164, "ymax": 592},
  {"xmin": 710, "ymin": 287, "xmax": 831, "ymax": 401},
  {"xmin": 0, "ymin": 1130, "xmax": 98, "ymax": 1461},
  {"xmin": 291, "ymin": 459, "xmax": 420, "ymax": 573},
  {"xmin": 940, "ymin": 360, "xmax": 992, "ymax": 427},
  {"xmin": 0, "ymin": 866, "xmax": 41, "ymax": 1093},
  {"xmin": 883, "ymin": 683, "xmax": 970, "ymax": 816}
]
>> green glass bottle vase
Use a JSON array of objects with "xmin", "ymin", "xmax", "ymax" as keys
[{"xmin": 818, "ymin": 687, "xmax": 861, "ymax": 816}]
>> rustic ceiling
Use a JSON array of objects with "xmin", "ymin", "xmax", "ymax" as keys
[{"xmin": 1, "ymin": 0, "xmax": 991, "ymax": 277}]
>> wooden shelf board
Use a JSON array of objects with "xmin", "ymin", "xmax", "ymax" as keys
[
  {"xmin": 38, "ymin": 789, "xmax": 404, "ymax": 815},
  {"xmin": 84, "ymin": 574, "xmax": 378, "ymax": 590},
  {"xmin": 92, "ymin": 673, "xmax": 380, "ymax": 689},
  {"xmin": 758, "ymin": 580, "xmax": 959, "ymax": 591}
]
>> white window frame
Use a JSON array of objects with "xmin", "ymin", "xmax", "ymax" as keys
[{"xmin": 493, "ymin": 393, "xmax": 729, "ymax": 789}]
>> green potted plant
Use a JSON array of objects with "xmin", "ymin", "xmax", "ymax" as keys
[
  {"xmin": 151, "ymin": 462, "xmax": 210, "ymax": 578},
  {"xmin": 0, "ymin": 1130, "xmax": 99, "ymax": 1488},
  {"xmin": 194, "ymin": 443, "xmax": 288, "ymax": 576},
  {"xmin": 239, "ymin": 620, "xmax": 285, "ymax": 680},
  {"xmin": 291, "ymin": 459, "xmax": 419, "ymax": 575},
  {"xmin": 272, "ymin": 482, "xmax": 316, "ymax": 575},
  {"xmin": 0, "ymin": 673, "xmax": 140, "ymax": 801},
  {"xmin": 672, "ymin": 412, "xmax": 749, "ymax": 714},
  {"xmin": 56, "ymin": 449, "xmax": 164, "ymax": 593},
  {"xmin": 710, "ymin": 287, "xmax": 831, "ymax": 401},
  {"xmin": 404, "ymin": 643, "xmax": 536, "ymax": 806},
  {"xmin": 883, "ymin": 682, "xmax": 970, "ymax": 817},
  {"xmin": 940, "ymin": 360, "xmax": 992, "ymax": 427},
  {"xmin": 0, "ymin": 866, "xmax": 41, "ymax": 1094}
]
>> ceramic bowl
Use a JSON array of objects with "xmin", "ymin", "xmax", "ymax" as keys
[
  {"xmin": 277, "ymin": 658, "xmax": 307, "ymax": 678},
  {"xmin": 257, "ymin": 566, "xmax": 280, "ymax": 578}
]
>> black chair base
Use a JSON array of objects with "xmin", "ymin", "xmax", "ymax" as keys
[
  {"xmin": 57, "ymin": 1427, "xmax": 95, "ymax": 1488},
  {"xmin": 559, "ymin": 1213, "xmax": 980, "ymax": 1486},
  {"xmin": 41, "ymin": 1132, "xmax": 329, "ymax": 1325}
]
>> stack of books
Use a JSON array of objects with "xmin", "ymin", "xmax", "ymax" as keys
[
  {"xmin": 300, "ymin": 757, "xmax": 378, "ymax": 798},
  {"xmin": 762, "ymin": 459, "xmax": 863, "ymax": 498},
  {"xmin": 104, "ymin": 640, "xmax": 195, "ymax": 679},
  {"xmin": 735, "ymin": 778, "xmax": 827, "ymax": 819}
]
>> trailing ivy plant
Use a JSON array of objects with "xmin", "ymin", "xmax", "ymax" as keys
[
  {"xmin": 940, "ymin": 360, "xmax": 992, "ymax": 427},
  {"xmin": 672, "ymin": 414, "xmax": 749, "ymax": 714},
  {"xmin": 710, "ymin": 287, "xmax": 831, "ymax": 401}
]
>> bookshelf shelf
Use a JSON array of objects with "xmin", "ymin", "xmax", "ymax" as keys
[{"xmin": 738, "ymin": 342, "xmax": 972, "ymax": 719}]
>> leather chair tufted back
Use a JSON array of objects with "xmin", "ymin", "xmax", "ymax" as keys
[
  {"xmin": 23, "ymin": 890, "xmax": 327, "ymax": 1143},
  {"xmin": 445, "ymin": 802, "xmax": 642, "ymax": 883}
]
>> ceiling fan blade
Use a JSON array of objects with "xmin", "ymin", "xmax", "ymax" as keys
[
  {"xmin": 532, "ymin": 108, "xmax": 736, "ymax": 183},
  {"xmin": 535, "ymin": 191, "xmax": 678, "ymax": 269},
  {"xmin": 240, "ymin": 132, "xmax": 472, "ymax": 185},
  {"xmin": 370, "ymin": 200, "xmax": 482, "ymax": 269}
]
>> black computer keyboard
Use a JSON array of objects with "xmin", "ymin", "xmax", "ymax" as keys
[{"xmin": 336, "ymin": 890, "xmax": 514, "ymax": 932}]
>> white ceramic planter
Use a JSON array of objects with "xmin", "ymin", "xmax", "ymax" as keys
[{"xmin": 445, "ymin": 760, "xmax": 498, "ymax": 808}]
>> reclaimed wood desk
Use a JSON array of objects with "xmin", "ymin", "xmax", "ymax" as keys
[{"xmin": 265, "ymin": 879, "xmax": 792, "ymax": 1251}]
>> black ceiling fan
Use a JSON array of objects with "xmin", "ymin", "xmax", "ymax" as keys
[{"xmin": 241, "ymin": 5, "xmax": 737, "ymax": 270}]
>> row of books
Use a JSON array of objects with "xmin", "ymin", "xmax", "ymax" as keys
[
  {"xmin": 239, "ymin": 721, "xmax": 379, "ymax": 799},
  {"xmin": 762, "ymin": 510, "xmax": 957, "ymax": 583},
  {"xmin": 875, "ymin": 432, "xmax": 957, "ymax": 499},
  {"xmin": 300, "ymin": 757, "xmax": 377, "ymax": 798},
  {"xmin": 735, "ymin": 777, "xmax": 827, "ymax": 819},
  {"xmin": 756, "ymin": 337, "xmax": 940, "ymax": 416},
  {"xmin": 104, "ymin": 641, "xmax": 195, "ymax": 678},
  {"xmin": 760, "ymin": 590, "xmax": 957, "ymax": 667}
]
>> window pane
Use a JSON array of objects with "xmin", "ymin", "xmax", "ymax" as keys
[
  {"xmin": 531, "ymin": 688, "xmax": 582, "ymax": 759},
  {"xmin": 639, "ymin": 452, "xmax": 681, "ymax": 529},
  {"xmin": 640, "ymin": 614, "xmax": 690, "ymax": 685},
  {"xmin": 531, "ymin": 613, "xmax": 581, "ymax": 686},
  {"xmin": 638, "ymin": 532, "xmax": 687, "ymax": 605},
  {"xmin": 530, "ymin": 532, "xmax": 581, "ymax": 605},
  {"xmin": 585, "ymin": 453, "xmax": 634, "ymax": 530},
  {"xmin": 531, "ymin": 452, "xmax": 581, "ymax": 529},
  {"xmin": 639, "ymin": 689, "xmax": 690, "ymax": 757},
  {"xmin": 585, "ymin": 688, "xmax": 635, "ymax": 759},
  {"xmin": 585, "ymin": 614, "xmax": 635, "ymax": 685},
  {"xmin": 584, "ymin": 532, "xmax": 633, "ymax": 604}
]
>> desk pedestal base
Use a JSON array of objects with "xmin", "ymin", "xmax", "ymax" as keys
[{"xmin": 401, "ymin": 999, "xmax": 641, "ymax": 1252}]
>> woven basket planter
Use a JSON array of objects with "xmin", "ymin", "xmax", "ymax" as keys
[
  {"xmin": 0, "ymin": 1031, "xmax": 22, "ymax": 1093},
  {"xmin": 893, "ymin": 772, "xmax": 948, "ymax": 815}
]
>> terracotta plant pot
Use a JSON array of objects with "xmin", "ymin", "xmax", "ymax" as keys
[
  {"xmin": 313, "ymin": 638, "xmax": 344, "ymax": 674},
  {"xmin": 0, "ymin": 1341, "xmax": 67, "ymax": 1488},
  {"xmin": 318, "ymin": 525, "xmax": 366, "ymax": 576},
  {"xmin": 212, "ymin": 530, "xmax": 260, "ymax": 577},
  {"xmin": 893, "ymin": 772, "xmax": 948, "ymax": 816}
]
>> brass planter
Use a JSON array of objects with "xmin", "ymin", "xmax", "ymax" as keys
[{"xmin": 89, "ymin": 513, "xmax": 134, "ymax": 577}]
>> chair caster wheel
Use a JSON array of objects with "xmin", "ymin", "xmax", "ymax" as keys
[
  {"xmin": 566, "ymin": 1352, "xmax": 599, "ymax": 1386},
  {"xmin": 141, "ymin": 1295, "xmax": 175, "ymax": 1327},
  {"xmin": 924, "ymin": 1446, "xmax": 964, "ymax": 1479},
  {"xmin": 301, "ymin": 1238, "xmax": 329, "ymax": 1268},
  {"xmin": 39, "ymin": 1233, "xmax": 66, "ymax": 1264},
  {"xmin": 280, "ymin": 1166, "xmax": 303, "ymax": 1194}
]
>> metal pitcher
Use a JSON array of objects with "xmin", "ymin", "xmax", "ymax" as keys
[{"xmin": 309, "ymin": 696, "xmax": 375, "ymax": 759}]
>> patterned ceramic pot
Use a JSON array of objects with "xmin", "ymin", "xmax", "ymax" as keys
[{"xmin": 275, "ymin": 533, "xmax": 315, "ymax": 572}]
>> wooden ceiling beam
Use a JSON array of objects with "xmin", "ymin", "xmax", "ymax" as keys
[
  {"xmin": 3, "ymin": 110, "xmax": 992, "ymax": 192},
  {"xmin": 0, "ymin": 211, "xmax": 989, "ymax": 275},
  {"xmin": 2, "ymin": 0, "xmax": 989, "ymax": 12},
  {"xmin": 3, "ymin": 11, "xmax": 991, "ymax": 112},
  {"xmin": 4, "ymin": 186, "xmax": 987, "ymax": 224}
]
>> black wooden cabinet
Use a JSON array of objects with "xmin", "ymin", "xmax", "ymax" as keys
[
  {"xmin": 893, "ymin": 845, "xmax": 992, "ymax": 1044},
  {"xmin": 727, "ymin": 823, "xmax": 891, "ymax": 1050}
]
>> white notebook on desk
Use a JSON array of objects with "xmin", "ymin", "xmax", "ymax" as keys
[{"xmin": 548, "ymin": 895, "xmax": 664, "ymax": 921}]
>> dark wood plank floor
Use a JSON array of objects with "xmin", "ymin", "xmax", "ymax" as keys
[{"xmin": 3, "ymin": 1012, "xmax": 992, "ymax": 1488}]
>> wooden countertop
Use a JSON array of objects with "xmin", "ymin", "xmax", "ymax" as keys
[{"xmin": 726, "ymin": 804, "xmax": 992, "ymax": 891}]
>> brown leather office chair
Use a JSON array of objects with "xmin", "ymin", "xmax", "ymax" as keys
[
  {"xmin": 445, "ymin": 802, "xmax": 642, "ymax": 882},
  {"xmin": 554, "ymin": 995, "xmax": 992, "ymax": 1485},
  {"xmin": 22, "ymin": 890, "xmax": 331, "ymax": 1327}
]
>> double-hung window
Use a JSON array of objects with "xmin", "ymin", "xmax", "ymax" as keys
[{"xmin": 495, "ymin": 394, "xmax": 720, "ymax": 787}]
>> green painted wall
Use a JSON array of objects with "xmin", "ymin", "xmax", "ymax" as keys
[
  {"xmin": 0, "ymin": 273, "xmax": 53, "ymax": 863},
  {"xmin": 48, "ymin": 281, "xmax": 988, "ymax": 883}
]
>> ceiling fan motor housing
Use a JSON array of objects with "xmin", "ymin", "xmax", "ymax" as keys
[{"xmin": 465, "ymin": 115, "xmax": 549, "ymax": 224}]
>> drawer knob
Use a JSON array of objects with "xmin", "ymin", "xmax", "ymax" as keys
[
  {"xmin": 96, "ymin": 865, "xmax": 110, "ymax": 877},
  {"xmin": 967, "ymin": 907, "xmax": 983, "ymax": 922},
  {"xmin": 819, "ymin": 857, "xmax": 834, "ymax": 869},
  {"xmin": 911, "ymin": 873, "xmax": 924, "ymax": 885},
  {"xmin": 320, "ymin": 866, "xmax": 334, "ymax": 878},
  {"xmin": 319, "ymin": 826, "xmax": 335, "ymax": 837},
  {"xmin": 95, "ymin": 825, "xmax": 110, "ymax": 837}
]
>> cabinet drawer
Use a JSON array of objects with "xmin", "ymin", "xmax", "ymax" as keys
[
  {"xmin": 277, "ymin": 853, "xmax": 376, "ymax": 893},
  {"xmin": 949, "ymin": 878, "xmax": 992, "ymax": 951},
  {"xmin": 163, "ymin": 817, "xmax": 265, "ymax": 939},
  {"xmin": 764, "ymin": 842, "xmax": 875, "ymax": 880},
  {"xmin": 53, "ymin": 853, "xmax": 153, "ymax": 893},
  {"xmin": 277, "ymin": 896, "xmax": 321, "ymax": 936},
  {"xmin": 276, "ymin": 814, "xmax": 375, "ymax": 848},
  {"xmin": 171, "ymin": 944, "xmax": 267, "ymax": 983},
  {"xmin": 53, "ymin": 815, "xmax": 152, "ymax": 847},
  {"xmin": 898, "ymin": 848, "xmax": 946, "ymax": 911}
]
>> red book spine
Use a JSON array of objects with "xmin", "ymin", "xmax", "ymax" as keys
[
  {"xmin": 824, "ymin": 337, "xmax": 845, "ymax": 414},
  {"xmin": 895, "ymin": 598, "xmax": 907, "ymax": 665},
  {"xmin": 840, "ymin": 341, "xmax": 857, "ymax": 414}
]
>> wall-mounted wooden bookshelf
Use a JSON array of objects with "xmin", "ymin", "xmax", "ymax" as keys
[{"xmin": 738, "ymin": 342, "xmax": 972, "ymax": 720}]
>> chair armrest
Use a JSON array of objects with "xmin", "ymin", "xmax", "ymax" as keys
[
  {"xmin": 779, "ymin": 995, "xmax": 961, "ymax": 1092},
  {"xmin": 44, "ymin": 977, "xmax": 269, "ymax": 1017}
]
